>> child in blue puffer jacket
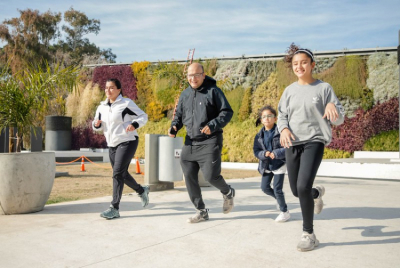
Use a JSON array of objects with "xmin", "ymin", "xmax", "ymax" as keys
[{"xmin": 253, "ymin": 105, "xmax": 290, "ymax": 222}]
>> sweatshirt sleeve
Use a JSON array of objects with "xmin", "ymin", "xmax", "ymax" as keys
[
  {"xmin": 277, "ymin": 89, "xmax": 289, "ymax": 133},
  {"xmin": 92, "ymin": 106, "xmax": 104, "ymax": 131},
  {"xmin": 325, "ymin": 85, "xmax": 345, "ymax": 126},
  {"xmin": 127, "ymin": 100, "xmax": 148, "ymax": 129},
  {"xmin": 170, "ymin": 93, "xmax": 184, "ymax": 131}
]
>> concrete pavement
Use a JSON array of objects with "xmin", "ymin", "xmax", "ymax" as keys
[{"xmin": 1, "ymin": 176, "xmax": 400, "ymax": 268}]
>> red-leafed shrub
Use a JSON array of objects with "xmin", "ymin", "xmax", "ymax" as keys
[
  {"xmin": 92, "ymin": 65, "xmax": 137, "ymax": 100},
  {"xmin": 71, "ymin": 120, "xmax": 107, "ymax": 150},
  {"xmin": 328, "ymin": 98, "xmax": 399, "ymax": 152}
]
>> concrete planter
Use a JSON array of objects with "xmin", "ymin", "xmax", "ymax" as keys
[{"xmin": 0, "ymin": 152, "xmax": 55, "ymax": 215}]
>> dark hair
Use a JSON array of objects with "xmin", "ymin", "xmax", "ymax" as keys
[
  {"xmin": 283, "ymin": 43, "xmax": 314, "ymax": 68},
  {"xmin": 106, "ymin": 78, "xmax": 123, "ymax": 95},
  {"xmin": 255, "ymin": 105, "xmax": 277, "ymax": 127},
  {"xmin": 106, "ymin": 78, "xmax": 121, "ymax": 89}
]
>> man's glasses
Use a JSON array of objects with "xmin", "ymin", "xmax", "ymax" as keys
[
  {"xmin": 187, "ymin": 73, "xmax": 203, "ymax": 79},
  {"xmin": 261, "ymin": 114, "xmax": 275, "ymax": 119}
]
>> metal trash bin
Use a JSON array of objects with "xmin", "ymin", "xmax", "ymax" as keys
[{"xmin": 158, "ymin": 136, "xmax": 183, "ymax": 182}]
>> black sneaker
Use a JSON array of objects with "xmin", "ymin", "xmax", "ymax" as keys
[
  {"xmin": 223, "ymin": 186, "xmax": 235, "ymax": 214},
  {"xmin": 187, "ymin": 209, "xmax": 209, "ymax": 223}
]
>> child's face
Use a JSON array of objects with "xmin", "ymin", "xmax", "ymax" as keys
[
  {"xmin": 261, "ymin": 110, "xmax": 276, "ymax": 130},
  {"xmin": 292, "ymin": 53, "xmax": 315, "ymax": 80}
]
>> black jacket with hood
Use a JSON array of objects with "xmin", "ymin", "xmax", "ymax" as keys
[{"xmin": 171, "ymin": 76, "xmax": 233, "ymax": 145}]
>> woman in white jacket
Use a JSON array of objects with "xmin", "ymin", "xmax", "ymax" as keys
[{"xmin": 93, "ymin": 78, "xmax": 149, "ymax": 219}]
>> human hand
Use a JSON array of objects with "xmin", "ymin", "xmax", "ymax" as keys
[
  {"xmin": 200, "ymin": 125, "xmax": 211, "ymax": 135},
  {"xmin": 168, "ymin": 126, "xmax": 177, "ymax": 137},
  {"xmin": 126, "ymin": 125, "xmax": 136, "ymax": 132},
  {"xmin": 280, "ymin": 128, "xmax": 295, "ymax": 148},
  {"xmin": 94, "ymin": 120, "xmax": 102, "ymax": 127},
  {"xmin": 270, "ymin": 152, "xmax": 275, "ymax": 159},
  {"xmin": 323, "ymin": 103, "xmax": 338, "ymax": 122},
  {"xmin": 265, "ymin": 151, "xmax": 271, "ymax": 157}
]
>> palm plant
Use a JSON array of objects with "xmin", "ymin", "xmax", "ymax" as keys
[{"xmin": 0, "ymin": 62, "xmax": 79, "ymax": 152}]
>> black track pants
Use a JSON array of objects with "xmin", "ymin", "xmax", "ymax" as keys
[
  {"xmin": 109, "ymin": 138, "xmax": 142, "ymax": 210},
  {"xmin": 285, "ymin": 142, "xmax": 324, "ymax": 234},
  {"xmin": 180, "ymin": 143, "xmax": 231, "ymax": 210}
]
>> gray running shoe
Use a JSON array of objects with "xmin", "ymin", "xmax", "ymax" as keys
[
  {"xmin": 314, "ymin": 185, "xmax": 325, "ymax": 214},
  {"xmin": 187, "ymin": 209, "xmax": 209, "ymax": 223},
  {"xmin": 100, "ymin": 206, "xmax": 120, "ymax": 219},
  {"xmin": 139, "ymin": 185, "xmax": 150, "ymax": 208},
  {"xmin": 297, "ymin": 232, "xmax": 319, "ymax": 252},
  {"xmin": 223, "ymin": 186, "xmax": 235, "ymax": 214}
]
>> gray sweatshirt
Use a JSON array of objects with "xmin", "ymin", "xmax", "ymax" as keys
[{"xmin": 277, "ymin": 80, "xmax": 345, "ymax": 146}]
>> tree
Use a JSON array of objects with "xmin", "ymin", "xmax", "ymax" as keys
[
  {"xmin": 0, "ymin": 9, "xmax": 61, "ymax": 74},
  {"xmin": 59, "ymin": 7, "xmax": 116, "ymax": 65},
  {"xmin": 0, "ymin": 8, "xmax": 116, "ymax": 72}
]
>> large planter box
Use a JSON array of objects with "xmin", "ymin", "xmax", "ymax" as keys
[{"xmin": 0, "ymin": 152, "xmax": 55, "ymax": 215}]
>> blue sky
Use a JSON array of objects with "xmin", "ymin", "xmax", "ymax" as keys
[{"xmin": 0, "ymin": 0, "xmax": 399, "ymax": 63}]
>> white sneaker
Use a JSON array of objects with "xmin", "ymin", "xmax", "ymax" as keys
[
  {"xmin": 297, "ymin": 232, "xmax": 319, "ymax": 252},
  {"xmin": 314, "ymin": 185, "xmax": 325, "ymax": 214},
  {"xmin": 275, "ymin": 211, "xmax": 290, "ymax": 222}
]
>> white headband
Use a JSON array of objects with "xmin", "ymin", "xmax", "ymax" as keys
[{"xmin": 295, "ymin": 49, "xmax": 315, "ymax": 61}]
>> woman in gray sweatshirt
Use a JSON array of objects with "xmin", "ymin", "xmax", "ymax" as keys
[{"xmin": 277, "ymin": 44, "xmax": 344, "ymax": 252}]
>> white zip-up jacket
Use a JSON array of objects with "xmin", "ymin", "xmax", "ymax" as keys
[{"xmin": 92, "ymin": 95, "xmax": 148, "ymax": 147}]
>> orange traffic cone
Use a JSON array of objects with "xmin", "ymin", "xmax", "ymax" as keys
[
  {"xmin": 135, "ymin": 157, "xmax": 141, "ymax": 174},
  {"xmin": 81, "ymin": 156, "xmax": 85, "ymax": 172}
]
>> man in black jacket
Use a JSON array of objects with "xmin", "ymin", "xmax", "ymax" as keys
[{"xmin": 168, "ymin": 62, "xmax": 235, "ymax": 223}]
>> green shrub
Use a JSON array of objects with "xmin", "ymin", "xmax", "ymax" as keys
[
  {"xmin": 363, "ymin": 130, "xmax": 399, "ymax": 151},
  {"xmin": 316, "ymin": 55, "xmax": 367, "ymax": 99},
  {"xmin": 224, "ymin": 86, "xmax": 244, "ymax": 122},
  {"xmin": 223, "ymin": 119, "xmax": 259, "ymax": 162},
  {"xmin": 247, "ymin": 60, "xmax": 276, "ymax": 90},
  {"xmin": 251, "ymin": 72, "xmax": 282, "ymax": 119},
  {"xmin": 131, "ymin": 61, "xmax": 153, "ymax": 111},
  {"xmin": 151, "ymin": 62, "xmax": 186, "ymax": 110},
  {"xmin": 202, "ymin": 59, "xmax": 218, "ymax": 77},
  {"xmin": 238, "ymin": 87, "xmax": 252, "ymax": 121},
  {"xmin": 323, "ymin": 148, "xmax": 352, "ymax": 159},
  {"xmin": 276, "ymin": 61, "xmax": 297, "ymax": 91}
]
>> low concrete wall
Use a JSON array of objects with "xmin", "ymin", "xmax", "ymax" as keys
[{"xmin": 354, "ymin": 151, "xmax": 400, "ymax": 159}]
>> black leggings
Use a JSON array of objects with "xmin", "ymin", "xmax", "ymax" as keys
[
  {"xmin": 109, "ymin": 138, "xmax": 143, "ymax": 210},
  {"xmin": 285, "ymin": 142, "xmax": 324, "ymax": 234}
]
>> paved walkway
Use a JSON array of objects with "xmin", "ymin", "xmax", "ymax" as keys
[{"xmin": 1, "ymin": 176, "xmax": 400, "ymax": 268}]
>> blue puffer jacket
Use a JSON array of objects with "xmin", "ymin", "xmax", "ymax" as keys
[{"xmin": 253, "ymin": 125, "xmax": 285, "ymax": 174}]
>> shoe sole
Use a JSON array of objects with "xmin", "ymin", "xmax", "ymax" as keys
[
  {"xmin": 297, "ymin": 239, "xmax": 319, "ymax": 252},
  {"xmin": 187, "ymin": 218, "xmax": 209, "ymax": 224},
  {"xmin": 100, "ymin": 215, "xmax": 120, "ymax": 219},
  {"xmin": 275, "ymin": 217, "xmax": 290, "ymax": 222}
]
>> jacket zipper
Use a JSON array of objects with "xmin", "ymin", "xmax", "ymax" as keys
[{"xmin": 192, "ymin": 89, "xmax": 196, "ymax": 137}]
